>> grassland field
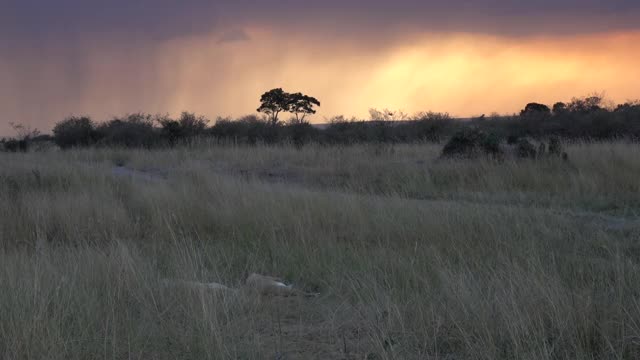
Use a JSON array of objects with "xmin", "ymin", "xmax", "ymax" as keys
[{"xmin": 1, "ymin": 141, "xmax": 640, "ymax": 359}]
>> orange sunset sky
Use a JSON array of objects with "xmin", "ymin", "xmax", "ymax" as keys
[{"xmin": 1, "ymin": 1, "xmax": 639, "ymax": 134}]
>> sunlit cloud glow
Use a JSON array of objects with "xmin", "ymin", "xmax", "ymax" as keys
[{"xmin": 1, "ymin": 1, "xmax": 639, "ymax": 135}]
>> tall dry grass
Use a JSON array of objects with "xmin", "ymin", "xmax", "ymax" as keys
[{"xmin": 1, "ymin": 142, "xmax": 639, "ymax": 359}]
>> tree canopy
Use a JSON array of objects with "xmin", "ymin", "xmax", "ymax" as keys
[
  {"xmin": 257, "ymin": 88, "xmax": 320, "ymax": 125},
  {"xmin": 256, "ymin": 88, "xmax": 289, "ymax": 125},
  {"xmin": 286, "ymin": 92, "xmax": 321, "ymax": 123},
  {"xmin": 520, "ymin": 103, "xmax": 551, "ymax": 116}
]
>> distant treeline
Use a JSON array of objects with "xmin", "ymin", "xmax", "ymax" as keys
[{"xmin": 2, "ymin": 95, "xmax": 640, "ymax": 152}]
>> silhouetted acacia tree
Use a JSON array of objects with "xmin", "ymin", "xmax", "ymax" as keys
[
  {"xmin": 286, "ymin": 92, "xmax": 320, "ymax": 123},
  {"xmin": 257, "ymin": 88, "xmax": 289, "ymax": 126},
  {"xmin": 257, "ymin": 88, "xmax": 321, "ymax": 125}
]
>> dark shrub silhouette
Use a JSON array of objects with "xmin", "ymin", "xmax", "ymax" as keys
[
  {"xmin": 176, "ymin": 112, "xmax": 209, "ymax": 136},
  {"xmin": 441, "ymin": 129, "xmax": 503, "ymax": 159},
  {"xmin": 2, "ymin": 123, "xmax": 41, "ymax": 152},
  {"xmin": 52, "ymin": 116, "xmax": 97, "ymax": 149},
  {"xmin": 407, "ymin": 112, "xmax": 456, "ymax": 142},
  {"xmin": 615, "ymin": 101, "xmax": 640, "ymax": 114},
  {"xmin": 157, "ymin": 116, "xmax": 182, "ymax": 146},
  {"xmin": 209, "ymin": 115, "xmax": 277, "ymax": 144},
  {"xmin": 324, "ymin": 117, "xmax": 402, "ymax": 144},
  {"xmin": 567, "ymin": 95, "xmax": 605, "ymax": 114},
  {"xmin": 552, "ymin": 102, "xmax": 568, "ymax": 115},
  {"xmin": 247, "ymin": 117, "xmax": 278, "ymax": 144},
  {"xmin": 372, "ymin": 121, "xmax": 396, "ymax": 143},
  {"xmin": 521, "ymin": 103, "xmax": 551, "ymax": 116},
  {"xmin": 548, "ymin": 137, "xmax": 564, "ymax": 157},
  {"xmin": 2, "ymin": 139, "xmax": 27, "ymax": 152},
  {"xmin": 158, "ymin": 112, "xmax": 209, "ymax": 146},
  {"xmin": 482, "ymin": 133, "xmax": 503, "ymax": 157},
  {"xmin": 285, "ymin": 121, "xmax": 319, "ymax": 148},
  {"xmin": 210, "ymin": 116, "xmax": 248, "ymax": 142},
  {"xmin": 32, "ymin": 93, "xmax": 640, "ymax": 150},
  {"xmin": 323, "ymin": 117, "xmax": 370, "ymax": 144},
  {"xmin": 516, "ymin": 138, "xmax": 538, "ymax": 159},
  {"xmin": 96, "ymin": 113, "xmax": 157, "ymax": 148}
]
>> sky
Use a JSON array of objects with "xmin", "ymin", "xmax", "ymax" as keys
[{"xmin": 1, "ymin": 0, "xmax": 639, "ymax": 134}]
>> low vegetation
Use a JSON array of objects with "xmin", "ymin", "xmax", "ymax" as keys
[
  {"xmin": 3, "ymin": 94, "xmax": 639, "ymax": 153},
  {"xmin": 440, "ymin": 129, "xmax": 568, "ymax": 161},
  {"xmin": 1, "ymin": 91, "xmax": 639, "ymax": 358},
  {"xmin": 1, "ymin": 141, "xmax": 640, "ymax": 359}
]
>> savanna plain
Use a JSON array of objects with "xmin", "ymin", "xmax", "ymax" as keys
[{"xmin": 1, "ymin": 142, "xmax": 640, "ymax": 359}]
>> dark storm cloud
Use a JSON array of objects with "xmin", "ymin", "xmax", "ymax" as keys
[
  {"xmin": 2, "ymin": 0, "xmax": 639, "ymax": 46},
  {"xmin": 1, "ymin": 0, "xmax": 216, "ymax": 48},
  {"xmin": 1, "ymin": 0, "xmax": 639, "ymax": 136}
]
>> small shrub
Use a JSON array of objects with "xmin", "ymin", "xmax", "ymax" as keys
[
  {"xmin": 52, "ymin": 116, "xmax": 97, "ymax": 149},
  {"xmin": 537, "ymin": 142, "xmax": 546, "ymax": 157},
  {"xmin": 441, "ymin": 129, "xmax": 503, "ymax": 159},
  {"xmin": 5, "ymin": 122, "xmax": 41, "ymax": 151},
  {"xmin": 482, "ymin": 133, "xmax": 503, "ymax": 157},
  {"xmin": 96, "ymin": 113, "xmax": 158, "ymax": 148},
  {"xmin": 323, "ymin": 117, "xmax": 370, "ymax": 144},
  {"xmin": 209, "ymin": 117, "xmax": 242, "ymax": 142},
  {"xmin": 284, "ymin": 121, "xmax": 318, "ymax": 148},
  {"xmin": 373, "ymin": 121, "xmax": 396, "ymax": 143},
  {"xmin": 567, "ymin": 94, "xmax": 606, "ymax": 114},
  {"xmin": 552, "ymin": 102, "xmax": 568, "ymax": 115},
  {"xmin": 520, "ymin": 103, "xmax": 551, "ymax": 117},
  {"xmin": 548, "ymin": 137, "xmax": 564, "ymax": 157},
  {"xmin": 177, "ymin": 112, "xmax": 209, "ymax": 136},
  {"xmin": 157, "ymin": 117, "xmax": 182, "ymax": 146},
  {"xmin": 403, "ymin": 112, "xmax": 456, "ymax": 142},
  {"xmin": 2, "ymin": 139, "xmax": 28, "ymax": 152},
  {"xmin": 158, "ymin": 112, "xmax": 209, "ymax": 146},
  {"xmin": 245, "ymin": 116, "xmax": 278, "ymax": 144},
  {"xmin": 516, "ymin": 138, "xmax": 538, "ymax": 159}
]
